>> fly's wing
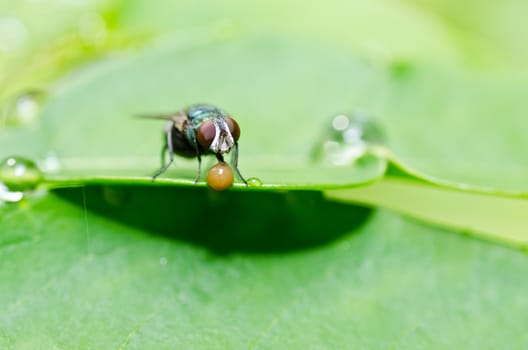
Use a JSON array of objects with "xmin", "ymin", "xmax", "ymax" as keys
[{"xmin": 136, "ymin": 110, "xmax": 188, "ymax": 131}]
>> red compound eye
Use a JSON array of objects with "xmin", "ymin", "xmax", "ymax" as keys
[
  {"xmin": 197, "ymin": 120, "xmax": 216, "ymax": 148},
  {"xmin": 225, "ymin": 117, "xmax": 240, "ymax": 141}
]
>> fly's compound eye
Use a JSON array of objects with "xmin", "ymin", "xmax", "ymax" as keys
[
  {"xmin": 226, "ymin": 117, "xmax": 240, "ymax": 141},
  {"xmin": 197, "ymin": 120, "xmax": 216, "ymax": 148}
]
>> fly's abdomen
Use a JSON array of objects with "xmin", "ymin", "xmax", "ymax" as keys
[{"xmin": 170, "ymin": 127, "xmax": 198, "ymax": 158}]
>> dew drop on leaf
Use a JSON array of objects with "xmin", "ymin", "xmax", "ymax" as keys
[
  {"xmin": 0, "ymin": 156, "xmax": 43, "ymax": 192},
  {"xmin": 247, "ymin": 177, "xmax": 263, "ymax": 187},
  {"xmin": 312, "ymin": 111, "xmax": 385, "ymax": 166},
  {"xmin": 0, "ymin": 182, "xmax": 24, "ymax": 203},
  {"xmin": 39, "ymin": 152, "xmax": 61, "ymax": 173},
  {"xmin": 1, "ymin": 90, "xmax": 45, "ymax": 128}
]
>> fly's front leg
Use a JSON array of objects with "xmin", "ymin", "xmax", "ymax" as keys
[
  {"xmin": 194, "ymin": 154, "xmax": 202, "ymax": 184},
  {"xmin": 193, "ymin": 141, "xmax": 203, "ymax": 184},
  {"xmin": 152, "ymin": 122, "xmax": 175, "ymax": 181},
  {"xmin": 232, "ymin": 142, "xmax": 247, "ymax": 185}
]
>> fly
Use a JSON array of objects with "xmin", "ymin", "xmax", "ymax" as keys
[{"xmin": 141, "ymin": 104, "xmax": 247, "ymax": 185}]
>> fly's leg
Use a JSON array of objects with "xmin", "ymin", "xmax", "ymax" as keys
[
  {"xmin": 152, "ymin": 122, "xmax": 175, "ymax": 181},
  {"xmin": 232, "ymin": 142, "xmax": 247, "ymax": 185},
  {"xmin": 193, "ymin": 142, "xmax": 203, "ymax": 184},
  {"xmin": 159, "ymin": 144, "xmax": 168, "ymax": 168},
  {"xmin": 194, "ymin": 154, "xmax": 202, "ymax": 184}
]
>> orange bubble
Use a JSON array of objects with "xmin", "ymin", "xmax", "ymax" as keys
[{"xmin": 207, "ymin": 161, "xmax": 234, "ymax": 191}]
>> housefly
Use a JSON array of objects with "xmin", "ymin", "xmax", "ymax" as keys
[{"xmin": 142, "ymin": 104, "xmax": 247, "ymax": 185}]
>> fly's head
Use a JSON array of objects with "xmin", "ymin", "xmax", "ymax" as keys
[{"xmin": 196, "ymin": 116, "xmax": 240, "ymax": 154}]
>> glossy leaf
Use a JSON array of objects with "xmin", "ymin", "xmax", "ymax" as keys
[{"xmin": 2, "ymin": 190, "xmax": 528, "ymax": 349}]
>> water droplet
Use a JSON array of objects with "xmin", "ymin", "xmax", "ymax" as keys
[
  {"xmin": 0, "ymin": 156, "xmax": 43, "ymax": 192},
  {"xmin": 1, "ymin": 90, "xmax": 45, "ymax": 128},
  {"xmin": 39, "ymin": 152, "xmax": 61, "ymax": 173},
  {"xmin": 312, "ymin": 111, "xmax": 385, "ymax": 166},
  {"xmin": 0, "ymin": 182, "xmax": 24, "ymax": 203},
  {"xmin": 332, "ymin": 115, "xmax": 350, "ymax": 131},
  {"xmin": 246, "ymin": 177, "xmax": 263, "ymax": 187},
  {"xmin": 207, "ymin": 162, "xmax": 234, "ymax": 191}
]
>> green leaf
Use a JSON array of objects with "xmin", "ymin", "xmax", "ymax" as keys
[
  {"xmin": 326, "ymin": 177, "xmax": 528, "ymax": 248},
  {"xmin": 2, "ymin": 189, "xmax": 528, "ymax": 349},
  {"xmin": 3, "ymin": 34, "xmax": 528, "ymax": 193},
  {"xmin": 1, "ymin": 35, "xmax": 392, "ymax": 189},
  {"xmin": 378, "ymin": 66, "xmax": 528, "ymax": 193}
]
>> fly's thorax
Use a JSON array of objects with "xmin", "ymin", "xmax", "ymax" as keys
[{"xmin": 187, "ymin": 105, "xmax": 225, "ymax": 125}]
